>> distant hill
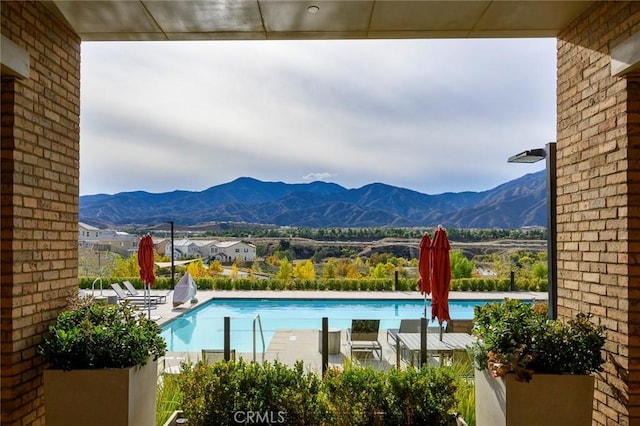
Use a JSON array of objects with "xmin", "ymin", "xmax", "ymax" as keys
[{"xmin": 79, "ymin": 172, "xmax": 546, "ymax": 229}]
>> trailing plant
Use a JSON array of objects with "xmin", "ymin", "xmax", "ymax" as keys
[
  {"xmin": 471, "ymin": 299, "xmax": 605, "ymax": 383},
  {"xmin": 39, "ymin": 296, "xmax": 166, "ymax": 370}
]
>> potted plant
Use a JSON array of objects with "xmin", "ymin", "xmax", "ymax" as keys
[
  {"xmin": 39, "ymin": 296, "xmax": 167, "ymax": 426},
  {"xmin": 471, "ymin": 299, "xmax": 605, "ymax": 426}
]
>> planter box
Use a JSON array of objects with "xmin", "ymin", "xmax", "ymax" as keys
[
  {"xmin": 475, "ymin": 369, "xmax": 594, "ymax": 426},
  {"xmin": 44, "ymin": 359, "xmax": 157, "ymax": 426},
  {"xmin": 162, "ymin": 410, "xmax": 186, "ymax": 426}
]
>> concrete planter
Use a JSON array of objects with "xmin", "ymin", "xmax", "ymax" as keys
[
  {"xmin": 162, "ymin": 410, "xmax": 186, "ymax": 426},
  {"xmin": 475, "ymin": 369, "xmax": 594, "ymax": 426},
  {"xmin": 44, "ymin": 359, "xmax": 157, "ymax": 426}
]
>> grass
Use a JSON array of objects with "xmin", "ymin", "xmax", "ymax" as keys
[{"xmin": 156, "ymin": 372, "xmax": 183, "ymax": 426}]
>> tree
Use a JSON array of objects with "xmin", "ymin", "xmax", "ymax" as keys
[
  {"xmin": 230, "ymin": 262, "xmax": 239, "ymax": 279},
  {"xmin": 250, "ymin": 261, "xmax": 262, "ymax": 277},
  {"xmin": 369, "ymin": 263, "xmax": 388, "ymax": 278},
  {"xmin": 532, "ymin": 262, "xmax": 548, "ymax": 281},
  {"xmin": 275, "ymin": 258, "xmax": 293, "ymax": 280},
  {"xmin": 345, "ymin": 263, "xmax": 361, "ymax": 279},
  {"xmin": 209, "ymin": 260, "xmax": 224, "ymax": 275},
  {"xmin": 265, "ymin": 254, "xmax": 281, "ymax": 267},
  {"xmin": 186, "ymin": 258, "xmax": 208, "ymax": 279},
  {"xmin": 322, "ymin": 260, "xmax": 337, "ymax": 279},
  {"xmin": 293, "ymin": 260, "xmax": 316, "ymax": 280},
  {"xmin": 110, "ymin": 255, "xmax": 140, "ymax": 277},
  {"xmin": 450, "ymin": 250, "xmax": 474, "ymax": 279}
]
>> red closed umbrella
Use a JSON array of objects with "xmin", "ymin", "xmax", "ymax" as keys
[
  {"xmin": 418, "ymin": 233, "xmax": 432, "ymax": 295},
  {"xmin": 430, "ymin": 226, "xmax": 451, "ymax": 326},
  {"xmin": 138, "ymin": 234, "xmax": 155, "ymax": 316},
  {"xmin": 417, "ymin": 233, "xmax": 432, "ymax": 318}
]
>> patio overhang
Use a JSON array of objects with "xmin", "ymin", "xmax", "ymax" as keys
[{"xmin": 44, "ymin": 0, "xmax": 596, "ymax": 42}]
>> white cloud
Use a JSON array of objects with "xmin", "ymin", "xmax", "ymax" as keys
[
  {"xmin": 303, "ymin": 172, "xmax": 337, "ymax": 182},
  {"xmin": 80, "ymin": 38, "xmax": 555, "ymax": 196}
]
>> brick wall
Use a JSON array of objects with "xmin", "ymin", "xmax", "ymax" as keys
[
  {"xmin": 557, "ymin": 2, "xmax": 640, "ymax": 424},
  {"xmin": 1, "ymin": 2, "xmax": 80, "ymax": 425}
]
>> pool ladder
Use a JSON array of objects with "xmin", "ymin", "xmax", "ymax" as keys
[{"xmin": 253, "ymin": 314, "xmax": 265, "ymax": 363}]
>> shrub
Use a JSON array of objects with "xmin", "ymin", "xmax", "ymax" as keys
[
  {"xmin": 175, "ymin": 360, "xmax": 461, "ymax": 426},
  {"xmin": 322, "ymin": 365, "xmax": 387, "ymax": 426},
  {"xmin": 39, "ymin": 297, "xmax": 166, "ymax": 370},
  {"xmin": 385, "ymin": 366, "xmax": 458, "ymax": 425},
  {"xmin": 178, "ymin": 360, "xmax": 322, "ymax": 426},
  {"xmin": 472, "ymin": 299, "xmax": 606, "ymax": 382}
]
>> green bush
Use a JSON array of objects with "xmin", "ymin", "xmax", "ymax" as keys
[
  {"xmin": 472, "ymin": 298, "xmax": 606, "ymax": 382},
  {"xmin": 175, "ymin": 360, "xmax": 460, "ymax": 426},
  {"xmin": 322, "ymin": 365, "xmax": 387, "ymax": 425},
  {"xmin": 39, "ymin": 297, "xmax": 166, "ymax": 370},
  {"xmin": 178, "ymin": 360, "xmax": 322, "ymax": 426},
  {"xmin": 385, "ymin": 366, "xmax": 458, "ymax": 425},
  {"xmin": 81, "ymin": 275, "xmax": 544, "ymax": 294}
]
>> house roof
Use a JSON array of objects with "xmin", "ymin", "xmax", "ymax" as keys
[{"xmin": 79, "ymin": 222, "xmax": 100, "ymax": 231}]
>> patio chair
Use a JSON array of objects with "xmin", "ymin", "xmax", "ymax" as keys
[
  {"xmin": 123, "ymin": 280, "xmax": 169, "ymax": 304},
  {"xmin": 201, "ymin": 349, "xmax": 236, "ymax": 364},
  {"xmin": 347, "ymin": 319, "xmax": 382, "ymax": 359},
  {"xmin": 445, "ymin": 319, "xmax": 474, "ymax": 334},
  {"xmin": 386, "ymin": 319, "xmax": 442, "ymax": 345}
]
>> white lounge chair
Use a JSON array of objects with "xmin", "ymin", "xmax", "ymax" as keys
[
  {"xmin": 111, "ymin": 283, "xmax": 158, "ymax": 305},
  {"xmin": 123, "ymin": 281, "xmax": 168, "ymax": 304}
]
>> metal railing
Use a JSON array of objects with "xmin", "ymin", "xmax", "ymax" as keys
[
  {"xmin": 91, "ymin": 277, "xmax": 103, "ymax": 295},
  {"xmin": 253, "ymin": 314, "xmax": 265, "ymax": 363}
]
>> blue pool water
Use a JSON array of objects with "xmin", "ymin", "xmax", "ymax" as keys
[{"xmin": 162, "ymin": 298, "xmax": 495, "ymax": 353}]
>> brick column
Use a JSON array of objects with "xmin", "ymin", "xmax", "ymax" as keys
[
  {"xmin": 1, "ymin": 2, "xmax": 80, "ymax": 425},
  {"xmin": 557, "ymin": 2, "xmax": 640, "ymax": 424}
]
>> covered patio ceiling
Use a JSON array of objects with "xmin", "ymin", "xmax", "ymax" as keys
[{"xmin": 45, "ymin": 0, "xmax": 595, "ymax": 42}]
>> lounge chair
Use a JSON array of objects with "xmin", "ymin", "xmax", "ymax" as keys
[
  {"xmin": 123, "ymin": 280, "xmax": 168, "ymax": 304},
  {"xmin": 110, "ymin": 283, "xmax": 158, "ymax": 305},
  {"xmin": 347, "ymin": 319, "xmax": 382, "ymax": 359}
]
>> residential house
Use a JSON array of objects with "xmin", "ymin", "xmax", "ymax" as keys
[
  {"xmin": 212, "ymin": 241, "xmax": 257, "ymax": 263},
  {"xmin": 98, "ymin": 229, "xmax": 139, "ymax": 257},
  {"xmin": 172, "ymin": 238, "xmax": 199, "ymax": 258},
  {"xmin": 78, "ymin": 222, "xmax": 102, "ymax": 248},
  {"xmin": 78, "ymin": 222, "xmax": 138, "ymax": 256}
]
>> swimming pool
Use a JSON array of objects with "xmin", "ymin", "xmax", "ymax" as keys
[{"xmin": 161, "ymin": 298, "xmax": 494, "ymax": 353}]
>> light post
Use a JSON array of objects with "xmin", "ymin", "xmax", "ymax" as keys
[
  {"xmin": 168, "ymin": 221, "xmax": 175, "ymax": 289},
  {"xmin": 508, "ymin": 142, "xmax": 557, "ymax": 319}
]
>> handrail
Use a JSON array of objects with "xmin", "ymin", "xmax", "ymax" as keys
[
  {"xmin": 253, "ymin": 314, "xmax": 265, "ymax": 363},
  {"xmin": 91, "ymin": 277, "xmax": 103, "ymax": 296}
]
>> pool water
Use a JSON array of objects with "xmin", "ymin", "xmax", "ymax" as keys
[{"xmin": 162, "ymin": 298, "xmax": 491, "ymax": 353}]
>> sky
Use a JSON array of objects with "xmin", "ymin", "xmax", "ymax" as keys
[{"xmin": 79, "ymin": 38, "xmax": 554, "ymax": 196}]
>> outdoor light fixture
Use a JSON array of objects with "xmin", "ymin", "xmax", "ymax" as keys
[
  {"xmin": 307, "ymin": 5, "xmax": 319, "ymax": 14},
  {"xmin": 508, "ymin": 143, "xmax": 557, "ymax": 319},
  {"xmin": 507, "ymin": 148, "xmax": 546, "ymax": 164}
]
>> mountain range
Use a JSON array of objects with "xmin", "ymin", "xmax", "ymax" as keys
[{"xmin": 79, "ymin": 171, "xmax": 546, "ymax": 229}]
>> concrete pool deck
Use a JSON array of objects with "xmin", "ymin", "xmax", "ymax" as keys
[{"xmin": 88, "ymin": 289, "xmax": 547, "ymax": 373}]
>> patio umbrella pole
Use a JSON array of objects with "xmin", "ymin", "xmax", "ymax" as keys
[{"xmin": 146, "ymin": 281, "xmax": 151, "ymax": 318}]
